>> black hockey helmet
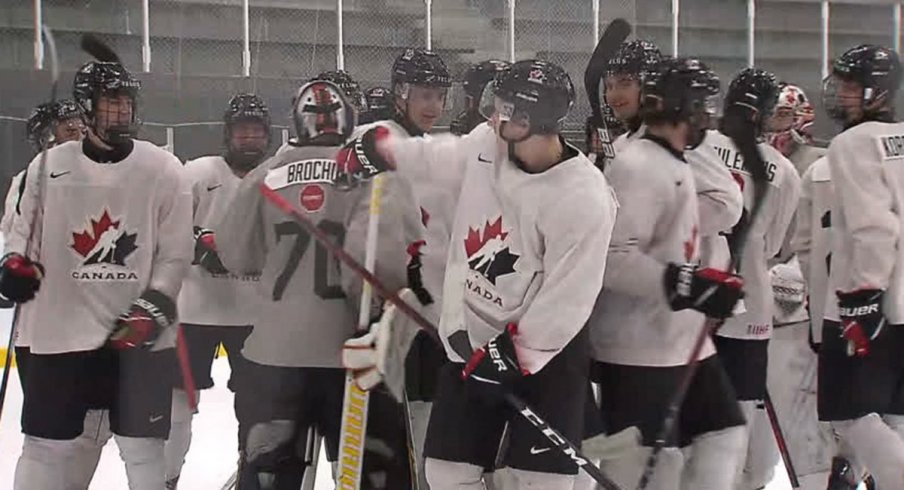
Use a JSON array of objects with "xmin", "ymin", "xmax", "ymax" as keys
[
  {"xmin": 724, "ymin": 68, "xmax": 780, "ymax": 135},
  {"xmin": 607, "ymin": 40, "xmax": 663, "ymax": 81},
  {"xmin": 311, "ymin": 70, "xmax": 367, "ymax": 112},
  {"xmin": 391, "ymin": 48, "xmax": 452, "ymax": 91},
  {"xmin": 642, "ymin": 57, "xmax": 720, "ymax": 147},
  {"xmin": 223, "ymin": 93, "xmax": 271, "ymax": 171},
  {"xmin": 361, "ymin": 86, "xmax": 392, "ymax": 124},
  {"xmin": 487, "ymin": 59, "xmax": 575, "ymax": 136},
  {"xmin": 824, "ymin": 44, "xmax": 901, "ymax": 123},
  {"xmin": 293, "ymin": 79, "xmax": 356, "ymax": 147},
  {"xmin": 462, "ymin": 59, "xmax": 511, "ymax": 102},
  {"xmin": 72, "ymin": 61, "xmax": 141, "ymax": 145},
  {"xmin": 25, "ymin": 102, "xmax": 56, "ymax": 153}
]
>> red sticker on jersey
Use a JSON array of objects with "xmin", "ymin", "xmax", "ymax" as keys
[{"xmin": 300, "ymin": 184, "xmax": 325, "ymax": 213}]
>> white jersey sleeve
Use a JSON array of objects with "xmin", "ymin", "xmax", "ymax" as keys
[
  {"xmin": 1, "ymin": 170, "xmax": 25, "ymax": 238},
  {"xmin": 686, "ymin": 132, "xmax": 744, "ymax": 236}
]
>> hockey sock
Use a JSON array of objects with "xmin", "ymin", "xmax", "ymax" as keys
[
  {"xmin": 115, "ymin": 435, "xmax": 166, "ymax": 490},
  {"xmin": 598, "ymin": 442, "xmax": 682, "ymax": 490},
  {"xmin": 741, "ymin": 401, "xmax": 780, "ymax": 489},
  {"xmin": 832, "ymin": 413, "xmax": 904, "ymax": 488},
  {"xmin": 425, "ymin": 458, "xmax": 486, "ymax": 490},
  {"xmin": 69, "ymin": 409, "xmax": 111, "ymax": 490},
  {"xmin": 681, "ymin": 425, "xmax": 746, "ymax": 490},
  {"xmin": 165, "ymin": 389, "xmax": 197, "ymax": 481},
  {"xmin": 14, "ymin": 436, "xmax": 74, "ymax": 490}
]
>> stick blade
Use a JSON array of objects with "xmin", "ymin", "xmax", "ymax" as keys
[{"xmin": 80, "ymin": 33, "xmax": 120, "ymax": 63}]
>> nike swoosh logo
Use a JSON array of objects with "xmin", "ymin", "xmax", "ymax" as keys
[
  {"xmin": 149, "ymin": 415, "xmax": 164, "ymax": 423},
  {"xmin": 477, "ymin": 154, "xmax": 492, "ymax": 163},
  {"xmin": 50, "ymin": 171, "xmax": 71, "ymax": 179},
  {"xmin": 207, "ymin": 184, "xmax": 222, "ymax": 192},
  {"xmin": 530, "ymin": 446, "xmax": 551, "ymax": 455}
]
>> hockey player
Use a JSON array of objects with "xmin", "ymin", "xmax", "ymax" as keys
[
  {"xmin": 215, "ymin": 79, "xmax": 374, "ymax": 489},
  {"xmin": 766, "ymin": 83, "xmax": 825, "ymax": 175},
  {"xmin": 450, "ymin": 59, "xmax": 510, "ymax": 135},
  {"xmin": 815, "ymin": 43, "xmax": 904, "ymax": 489},
  {"xmin": 6, "ymin": 59, "xmax": 192, "ymax": 490},
  {"xmin": 163, "ymin": 94, "xmax": 271, "ymax": 488},
  {"xmin": 705, "ymin": 68, "xmax": 801, "ymax": 489},
  {"xmin": 361, "ymin": 86, "xmax": 393, "ymax": 124},
  {"xmin": 589, "ymin": 57, "xmax": 746, "ymax": 489},
  {"xmin": 337, "ymin": 58, "xmax": 617, "ymax": 490}
]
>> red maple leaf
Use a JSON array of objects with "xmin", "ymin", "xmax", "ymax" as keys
[
  {"xmin": 464, "ymin": 217, "xmax": 508, "ymax": 258},
  {"xmin": 731, "ymin": 171, "xmax": 746, "ymax": 192},
  {"xmin": 71, "ymin": 210, "xmax": 120, "ymax": 258}
]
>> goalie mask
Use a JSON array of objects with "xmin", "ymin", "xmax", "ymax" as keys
[
  {"xmin": 293, "ymin": 80, "xmax": 355, "ymax": 147},
  {"xmin": 223, "ymin": 94, "xmax": 271, "ymax": 172},
  {"xmin": 823, "ymin": 44, "xmax": 902, "ymax": 127},
  {"xmin": 767, "ymin": 83, "xmax": 815, "ymax": 155},
  {"xmin": 641, "ymin": 57, "xmax": 720, "ymax": 149},
  {"xmin": 73, "ymin": 61, "xmax": 141, "ymax": 147}
]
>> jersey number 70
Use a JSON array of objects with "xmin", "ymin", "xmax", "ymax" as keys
[{"xmin": 272, "ymin": 219, "xmax": 346, "ymax": 301}]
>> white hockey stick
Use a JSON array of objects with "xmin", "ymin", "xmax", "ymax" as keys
[{"xmin": 336, "ymin": 174, "xmax": 384, "ymax": 489}]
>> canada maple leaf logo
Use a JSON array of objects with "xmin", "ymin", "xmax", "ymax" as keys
[
  {"xmin": 71, "ymin": 210, "xmax": 138, "ymax": 266},
  {"xmin": 463, "ymin": 217, "xmax": 518, "ymax": 285}
]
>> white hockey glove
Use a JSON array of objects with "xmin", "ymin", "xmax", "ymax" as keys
[{"xmin": 341, "ymin": 288, "xmax": 423, "ymax": 401}]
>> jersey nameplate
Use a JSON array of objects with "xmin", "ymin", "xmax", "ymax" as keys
[
  {"xmin": 877, "ymin": 134, "xmax": 904, "ymax": 160},
  {"xmin": 265, "ymin": 159, "xmax": 339, "ymax": 190},
  {"xmin": 713, "ymin": 145, "xmax": 777, "ymax": 182}
]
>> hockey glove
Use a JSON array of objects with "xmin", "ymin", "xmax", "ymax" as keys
[
  {"xmin": 335, "ymin": 126, "xmax": 391, "ymax": 188},
  {"xmin": 664, "ymin": 263, "xmax": 744, "ymax": 320},
  {"xmin": 461, "ymin": 323, "xmax": 527, "ymax": 402},
  {"xmin": 0, "ymin": 253, "xmax": 44, "ymax": 303},
  {"xmin": 837, "ymin": 289, "xmax": 886, "ymax": 357},
  {"xmin": 192, "ymin": 227, "xmax": 228, "ymax": 274},
  {"xmin": 109, "ymin": 289, "xmax": 177, "ymax": 350}
]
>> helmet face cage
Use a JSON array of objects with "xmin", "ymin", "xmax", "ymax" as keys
[
  {"xmin": 223, "ymin": 94, "xmax": 271, "ymax": 170},
  {"xmin": 824, "ymin": 44, "xmax": 902, "ymax": 123},
  {"xmin": 293, "ymin": 80, "xmax": 356, "ymax": 146},
  {"xmin": 73, "ymin": 61, "xmax": 141, "ymax": 145},
  {"xmin": 769, "ymin": 83, "xmax": 815, "ymax": 144},
  {"xmin": 483, "ymin": 60, "xmax": 575, "ymax": 136},
  {"xmin": 463, "ymin": 60, "xmax": 511, "ymax": 108}
]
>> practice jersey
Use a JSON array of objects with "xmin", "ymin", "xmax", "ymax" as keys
[
  {"xmin": 217, "ymin": 143, "xmax": 360, "ymax": 368},
  {"xmin": 5, "ymin": 140, "xmax": 192, "ymax": 354},
  {"xmin": 824, "ymin": 121, "xmax": 904, "ymax": 324},
  {"xmin": 178, "ymin": 156, "xmax": 261, "ymax": 326},
  {"xmin": 791, "ymin": 157, "xmax": 833, "ymax": 342},
  {"xmin": 706, "ymin": 130, "xmax": 801, "ymax": 340},
  {"xmin": 787, "ymin": 144, "xmax": 827, "ymax": 177},
  {"xmin": 590, "ymin": 136, "xmax": 708, "ymax": 366},
  {"xmin": 388, "ymin": 125, "xmax": 617, "ymax": 373}
]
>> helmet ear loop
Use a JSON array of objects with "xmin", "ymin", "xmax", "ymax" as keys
[{"xmin": 863, "ymin": 88, "xmax": 891, "ymax": 115}]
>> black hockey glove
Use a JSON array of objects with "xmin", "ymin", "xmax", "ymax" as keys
[
  {"xmin": 838, "ymin": 289, "xmax": 886, "ymax": 358},
  {"xmin": 664, "ymin": 263, "xmax": 744, "ymax": 320},
  {"xmin": 193, "ymin": 227, "xmax": 228, "ymax": 274},
  {"xmin": 461, "ymin": 323, "xmax": 527, "ymax": 402},
  {"xmin": 335, "ymin": 126, "xmax": 391, "ymax": 189},
  {"xmin": 109, "ymin": 289, "xmax": 176, "ymax": 350},
  {"xmin": 0, "ymin": 253, "xmax": 44, "ymax": 303}
]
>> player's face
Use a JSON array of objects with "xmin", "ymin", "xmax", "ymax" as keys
[
  {"xmin": 52, "ymin": 116, "xmax": 85, "ymax": 145},
  {"xmin": 836, "ymin": 78, "xmax": 865, "ymax": 123},
  {"xmin": 401, "ymin": 85, "xmax": 447, "ymax": 132},
  {"xmin": 95, "ymin": 93, "xmax": 134, "ymax": 132},
  {"xmin": 604, "ymin": 74, "xmax": 641, "ymax": 121},
  {"xmin": 229, "ymin": 120, "xmax": 269, "ymax": 154},
  {"xmin": 766, "ymin": 107, "xmax": 794, "ymax": 133}
]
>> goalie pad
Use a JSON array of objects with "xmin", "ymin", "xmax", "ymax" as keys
[
  {"xmin": 771, "ymin": 257, "xmax": 808, "ymax": 326},
  {"xmin": 342, "ymin": 288, "xmax": 424, "ymax": 401}
]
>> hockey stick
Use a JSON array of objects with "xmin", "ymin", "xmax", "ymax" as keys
[
  {"xmin": 0, "ymin": 25, "xmax": 59, "ymax": 424},
  {"xmin": 764, "ymin": 391, "xmax": 801, "ymax": 488},
  {"xmin": 584, "ymin": 19, "xmax": 631, "ymax": 166},
  {"xmin": 258, "ymin": 183, "xmax": 623, "ymax": 490},
  {"xmin": 637, "ymin": 106, "xmax": 773, "ymax": 489},
  {"xmin": 336, "ymin": 174, "xmax": 384, "ymax": 489}
]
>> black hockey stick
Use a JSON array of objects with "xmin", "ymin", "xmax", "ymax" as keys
[
  {"xmin": 258, "ymin": 183, "xmax": 623, "ymax": 490},
  {"xmin": 764, "ymin": 391, "xmax": 801, "ymax": 488},
  {"xmin": 637, "ymin": 104, "xmax": 773, "ymax": 489},
  {"xmin": 584, "ymin": 19, "xmax": 631, "ymax": 167},
  {"xmin": 0, "ymin": 25, "xmax": 59, "ymax": 424}
]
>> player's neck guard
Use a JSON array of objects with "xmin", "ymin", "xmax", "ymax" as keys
[{"xmin": 82, "ymin": 136, "xmax": 133, "ymax": 164}]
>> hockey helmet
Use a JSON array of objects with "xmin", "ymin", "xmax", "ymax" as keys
[
  {"xmin": 606, "ymin": 40, "xmax": 663, "ymax": 81},
  {"xmin": 223, "ymin": 93, "xmax": 271, "ymax": 171},
  {"xmin": 312, "ymin": 70, "xmax": 367, "ymax": 112},
  {"xmin": 293, "ymin": 79, "xmax": 356, "ymax": 147},
  {"xmin": 462, "ymin": 60, "xmax": 511, "ymax": 102},
  {"xmin": 25, "ymin": 102, "xmax": 57, "ymax": 153},
  {"xmin": 73, "ymin": 61, "xmax": 141, "ymax": 145},
  {"xmin": 641, "ymin": 57, "xmax": 720, "ymax": 148},
  {"xmin": 360, "ymin": 86, "xmax": 392, "ymax": 124},
  {"xmin": 824, "ymin": 44, "xmax": 901, "ymax": 124},
  {"xmin": 484, "ymin": 59, "xmax": 575, "ymax": 136},
  {"xmin": 725, "ymin": 68, "xmax": 780, "ymax": 136},
  {"xmin": 391, "ymin": 48, "xmax": 452, "ymax": 92}
]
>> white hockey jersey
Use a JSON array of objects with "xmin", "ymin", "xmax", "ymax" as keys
[
  {"xmin": 824, "ymin": 122, "xmax": 904, "ymax": 325},
  {"xmin": 787, "ymin": 144, "xmax": 827, "ymax": 177},
  {"xmin": 707, "ymin": 131, "xmax": 801, "ymax": 340},
  {"xmin": 5, "ymin": 140, "xmax": 193, "ymax": 354},
  {"xmin": 178, "ymin": 156, "xmax": 261, "ymax": 327},
  {"xmin": 590, "ymin": 136, "xmax": 709, "ymax": 366},
  {"xmin": 217, "ymin": 143, "xmax": 361, "ymax": 368},
  {"xmin": 791, "ymin": 157, "xmax": 833, "ymax": 342},
  {"xmin": 388, "ymin": 125, "xmax": 617, "ymax": 373}
]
